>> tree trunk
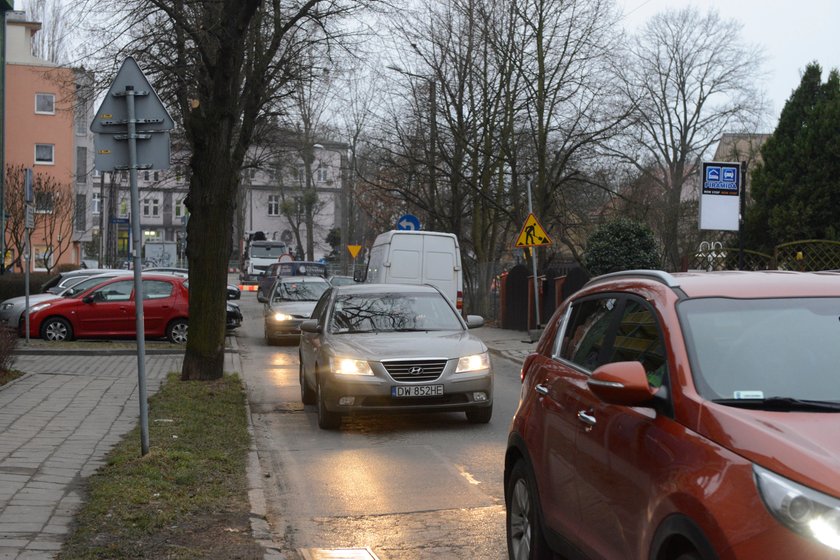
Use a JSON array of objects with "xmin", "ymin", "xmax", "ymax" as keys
[{"xmin": 181, "ymin": 137, "xmax": 237, "ymax": 381}]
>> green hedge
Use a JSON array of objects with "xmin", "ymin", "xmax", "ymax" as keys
[{"xmin": 0, "ymin": 272, "xmax": 56, "ymax": 301}]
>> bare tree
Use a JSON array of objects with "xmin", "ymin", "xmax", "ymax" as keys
[
  {"xmin": 74, "ymin": 0, "xmax": 375, "ymax": 380},
  {"xmin": 23, "ymin": 0, "xmax": 69, "ymax": 64},
  {"xmin": 607, "ymin": 7, "xmax": 767, "ymax": 270}
]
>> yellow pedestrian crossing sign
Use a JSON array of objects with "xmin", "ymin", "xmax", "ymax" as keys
[{"xmin": 515, "ymin": 213, "xmax": 552, "ymax": 247}]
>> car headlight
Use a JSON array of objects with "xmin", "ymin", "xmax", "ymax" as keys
[
  {"xmin": 755, "ymin": 465, "xmax": 840, "ymax": 550},
  {"xmin": 273, "ymin": 312, "xmax": 293, "ymax": 322},
  {"xmin": 330, "ymin": 357, "xmax": 373, "ymax": 376},
  {"xmin": 29, "ymin": 303, "xmax": 52, "ymax": 313},
  {"xmin": 456, "ymin": 351, "xmax": 490, "ymax": 373}
]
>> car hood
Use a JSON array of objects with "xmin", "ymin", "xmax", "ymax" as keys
[
  {"xmin": 699, "ymin": 403, "xmax": 840, "ymax": 497},
  {"xmin": 267, "ymin": 301, "xmax": 317, "ymax": 318},
  {"xmin": 326, "ymin": 330, "xmax": 487, "ymax": 361},
  {"xmin": 3, "ymin": 293, "xmax": 61, "ymax": 307}
]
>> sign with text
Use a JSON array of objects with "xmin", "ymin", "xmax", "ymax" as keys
[{"xmin": 700, "ymin": 161, "xmax": 741, "ymax": 231}]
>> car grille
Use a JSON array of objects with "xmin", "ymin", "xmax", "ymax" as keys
[{"xmin": 382, "ymin": 359, "xmax": 447, "ymax": 382}]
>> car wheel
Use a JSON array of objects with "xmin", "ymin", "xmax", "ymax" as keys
[
  {"xmin": 674, "ymin": 553, "xmax": 702, "ymax": 560},
  {"xmin": 300, "ymin": 352, "xmax": 316, "ymax": 405},
  {"xmin": 166, "ymin": 319, "xmax": 188, "ymax": 344},
  {"xmin": 316, "ymin": 377, "xmax": 341, "ymax": 430},
  {"xmin": 466, "ymin": 404, "xmax": 492, "ymax": 424},
  {"xmin": 41, "ymin": 317, "xmax": 73, "ymax": 342},
  {"xmin": 506, "ymin": 459, "xmax": 552, "ymax": 560}
]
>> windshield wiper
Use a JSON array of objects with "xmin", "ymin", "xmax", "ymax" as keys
[{"xmin": 712, "ymin": 397, "xmax": 840, "ymax": 412}]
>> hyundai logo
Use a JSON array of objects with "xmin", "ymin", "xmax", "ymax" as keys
[{"xmin": 409, "ymin": 366, "xmax": 424, "ymax": 376}]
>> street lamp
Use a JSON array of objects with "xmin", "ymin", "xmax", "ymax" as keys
[{"xmin": 386, "ymin": 64, "xmax": 437, "ymax": 231}]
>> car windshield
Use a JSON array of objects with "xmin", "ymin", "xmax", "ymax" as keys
[
  {"xmin": 328, "ymin": 292, "xmax": 463, "ymax": 334},
  {"xmin": 678, "ymin": 297, "xmax": 840, "ymax": 403},
  {"xmin": 251, "ymin": 244, "xmax": 287, "ymax": 258},
  {"xmin": 273, "ymin": 280, "xmax": 328, "ymax": 302}
]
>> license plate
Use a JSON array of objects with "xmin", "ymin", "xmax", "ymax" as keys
[{"xmin": 392, "ymin": 384, "xmax": 444, "ymax": 398}]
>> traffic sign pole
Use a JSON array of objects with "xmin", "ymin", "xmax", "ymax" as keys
[{"xmin": 527, "ymin": 181, "xmax": 540, "ymax": 328}]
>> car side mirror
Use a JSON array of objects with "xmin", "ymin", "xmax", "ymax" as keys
[
  {"xmin": 257, "ymin": 292, "xmax": 267, "ymax": 303},
  {"xmin": 353, "ymin": 269, "xmax": 365, "ymax": 282},
  {"xmin": 83, "ymin": 294, "xmax": 97, "ymax": 304},
  {"xmin": 300, "ymin": 319, "xmax": 322, "ymax": 334},
  {"xmin": 587, "ymin": 361, "xmax": 657, "ymax": 407},
  {"xmin": 465, "ymin": 315, "xmax": 484, "ymax": 329}
]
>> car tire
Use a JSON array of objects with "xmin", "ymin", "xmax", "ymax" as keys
[
  {"xmin": 316, "ymin": 378, "xmax": 341, "ymax": 430},
  {"xmin": 506, "ymin": 459, "xmax": 552, "ymax": 560},
  {"xmin": 166, "ymin": 319, "xmax": 188, "ymax": 344},
  {"xmin": 466, "ymin": 404, "xmax": 492, "ymax": 424},
  {"xmin": 674, "ymin": 553, "xmax": 702, "ymax": 560},
  {"xmin": 300, "ymin": 352, "xmax": 316, "ymax": 405},
  {"xmin": 41, "ymin": 317, "xmax": 73, "ymax": 342}
]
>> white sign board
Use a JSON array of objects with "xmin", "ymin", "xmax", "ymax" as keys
[{"xmin": 699, "ymin": 162, "xmax": 741, "ymax": 231}]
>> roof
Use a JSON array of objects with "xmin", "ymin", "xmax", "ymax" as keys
[
  {"xmin": 334, "ymin": 283, "xmax": 442, "ymax": 295},
  {"xmin": 588, "ymin": 269, "xmax": 840, "ymax": 299}
]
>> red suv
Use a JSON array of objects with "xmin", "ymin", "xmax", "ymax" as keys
[{"xmin": 505, "ymin": 270, "xmax": 840, "ymax": 560}]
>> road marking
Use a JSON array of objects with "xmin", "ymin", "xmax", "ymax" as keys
[{"xmin": 457, "ymin": 464, "xmax": 482, "ymax": 485}]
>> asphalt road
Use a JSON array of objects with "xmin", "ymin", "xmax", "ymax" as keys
[{"xmin": 233, "ymin": 291, "xmax": 520, "ymax": 559}]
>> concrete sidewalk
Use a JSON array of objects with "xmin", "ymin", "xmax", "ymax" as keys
[{"xmin": 0, "ymin": 327, "xmax": 535, "ymax": 559}]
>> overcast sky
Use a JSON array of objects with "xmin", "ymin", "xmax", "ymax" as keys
[{"xmin": 617, "ymin": 0, "xmax": 840, "ymax": 127}]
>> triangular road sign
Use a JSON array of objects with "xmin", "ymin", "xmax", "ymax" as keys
[
  {"xmin": 90, "ymin": 57, "xmax": 174, "ymax": 134},
  {"xmin": 515, "ymin": 213, "xmax": 553, "ymax": 247},
  {"xmin": 347, "ymin": 245, "xmax": 362, "ymax": 258}
]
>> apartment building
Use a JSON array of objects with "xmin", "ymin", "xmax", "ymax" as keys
[{"xmin": 4, "ymin": 10, "xmax": 94, "ymax": 271}]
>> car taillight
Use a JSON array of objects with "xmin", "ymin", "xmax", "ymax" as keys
[{"xmin": 456, "ymin": 291, "xmax": 463, "ymax": 310}]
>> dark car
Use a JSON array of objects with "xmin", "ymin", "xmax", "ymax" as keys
[
  {"xmin": 299, "ymin": 283, "xmax": 491, "ymax": 429},
  {"xmin": 505, "ymin": 270, "xmax": 840, "ymax": 560},
  {"xmin": 257, "ymin": 261, "xmax": 328, "ymax": 302},
  {"xmin": 263, "ymin": 276, "xmax": 330, "ymax": 344}
]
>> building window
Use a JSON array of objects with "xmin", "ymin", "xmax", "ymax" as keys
[
  {"xmin": 316, "ymin": 167, "xmax": 328, "ymax": 182},
  {"xmin": 154, "ymin": 171, "xmax": 159, "ymax": 181},
  {"xmin": 92, "ymin": 192, "xmax": 101, "ymax": 215},
  {"xmin": 35, "ymin": 192, "xmax": 54, "ymax": 214},
  {"xmin": 268, "ymin": 195, "xmax": 280, "ymax": 216},
  {"xmin": 74, "ymin": 101, "xmax": 87, "ymax": 135},
  {"xmin": 175, "ymin": 197, "xmax": 188, "ymax": 220},
  {"xmin": 144, "ymin": 171, "xmax": 150, "ymax": 181},
  {"xmin": 176, "ymin": 165, "xmax": 184, "ymax": 183},
  {"xmin": 76, "ymin": 147, "xmax": 87, "ymax": 183},
  {"xmin": 75, "ymin": 194, "xmax": 86, "ymax": 231},
  {"xmin": 143, "ymin": 196, "xmax": 160, "ymax": 217},
  {"xmin": 35, "ymin": 93, "xmax": 55, "ymax": 114},
  {"xmin": 119, "ymin": 197, "xmax": 129, "ymax": 217},
  {"xmin": 143, "ymin": 230, "xmax": 161, "ymax": 242},
  {"xmin": 35, "ymin": 144, "xmax": 55, "ymax": 165}
]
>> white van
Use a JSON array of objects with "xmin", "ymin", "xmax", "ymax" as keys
[{"xmin": 356, "ymin": 230, "xmax": 464, "ymax": 311}]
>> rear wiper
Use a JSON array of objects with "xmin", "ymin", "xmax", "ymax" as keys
[{"xmin": 712, "ymin": 397, "xmax": 840, "ymax": 412}]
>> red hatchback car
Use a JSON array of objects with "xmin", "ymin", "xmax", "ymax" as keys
[
  {"xmin": 505, "ymin": 270, "xmax": 840, "ymax": 560},
  {"xmin": 24, "ymin": 274, "xmax": 190, "ymax": 344}
]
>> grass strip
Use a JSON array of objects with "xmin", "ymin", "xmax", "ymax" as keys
[{"xmin": 59, "ymin": 372, "xmax": 264, "ymax": 560}]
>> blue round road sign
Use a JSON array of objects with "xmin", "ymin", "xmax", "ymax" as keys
[{"xmin": 396, "ymin": 214, "xmax": 421, "ymax": 231}]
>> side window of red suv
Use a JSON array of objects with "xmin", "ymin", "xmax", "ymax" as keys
[
  {"xmin": 604, "ymin": 298, "xmax": 668, "ymax": 388},
  {"xmin": 560, "ymin": 297, "xmax": 620, "ymax": 371}
]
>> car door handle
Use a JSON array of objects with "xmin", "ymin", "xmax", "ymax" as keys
[
  {"xmin": 577, "ymin": 410, "xmax": 596, "ymax": 426},
  {"xmin": 535, "ymin": 384, "xmax": 549, "ymax": 396}
]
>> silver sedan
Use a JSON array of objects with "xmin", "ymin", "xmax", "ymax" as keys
[{"xmin": 299, "ymin": 283, "xmax": 492, "ymax": 429}]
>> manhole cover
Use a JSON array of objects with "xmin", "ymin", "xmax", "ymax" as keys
[{"xmin": 298, "ymin": 548, "xmax": 380, "ymax": 560}]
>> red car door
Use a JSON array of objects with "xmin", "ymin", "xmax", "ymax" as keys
[
  {"xmin": 74, "ymin": 279, "xmax": 135, "ymax": 336},
  {"xmin": 138, "ymin": 279, "xmax": 179, "ymax": 336}
]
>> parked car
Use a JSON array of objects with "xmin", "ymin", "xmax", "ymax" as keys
[
  {"xmin": 328, "ymin": 275, "xmax": 355, "ymax": 287},
  {"xmin": 23, "ymin": 274, "xmax": 190, "ymax": 343},
  {"xmin": 143, "ymin": 266, "xmax": 241, "ymax": 300},
  {"xmin": 505, "ymin": 270, "xmax": 840, "ymax": 560},
  {"xmin": 41, "ymin": 268, "xmax": 112, "ymax": 294},
  {"xmin": 1, "ymin": 271, "xmax": 133, "ymax": 329},
  {"xmin": 257, "ymin": 261, "xmax": 328, "ymax": 302},
  {"xmin": 299, "ymin": 283, "xmax": 491, "ymax": 429},
  {"xmin": 226, "ymin": 301, "xmax": 243, "ymax": 330},
  {"xmin": 263, "ymin": 276, "xmax": 330, "ymax": 344}
]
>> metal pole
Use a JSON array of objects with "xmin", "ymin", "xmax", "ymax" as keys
[
  {"xmin": 527, "ymin": 181, "xmax": 541, "ymax": 328},
  {"xmin": 739, "ymin": 161, "xmax": 747, "ymax": 271},
  {"xmin": 0, "ymin": 6, "xmax": 9, "ymax": 274},
  {"xmin": 125, "ymin": 85, "xmax": 149, "ymax": 456},
  {"xmin": 24, "ymin": 169, "xmax": 32, "ymax": 345}
]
